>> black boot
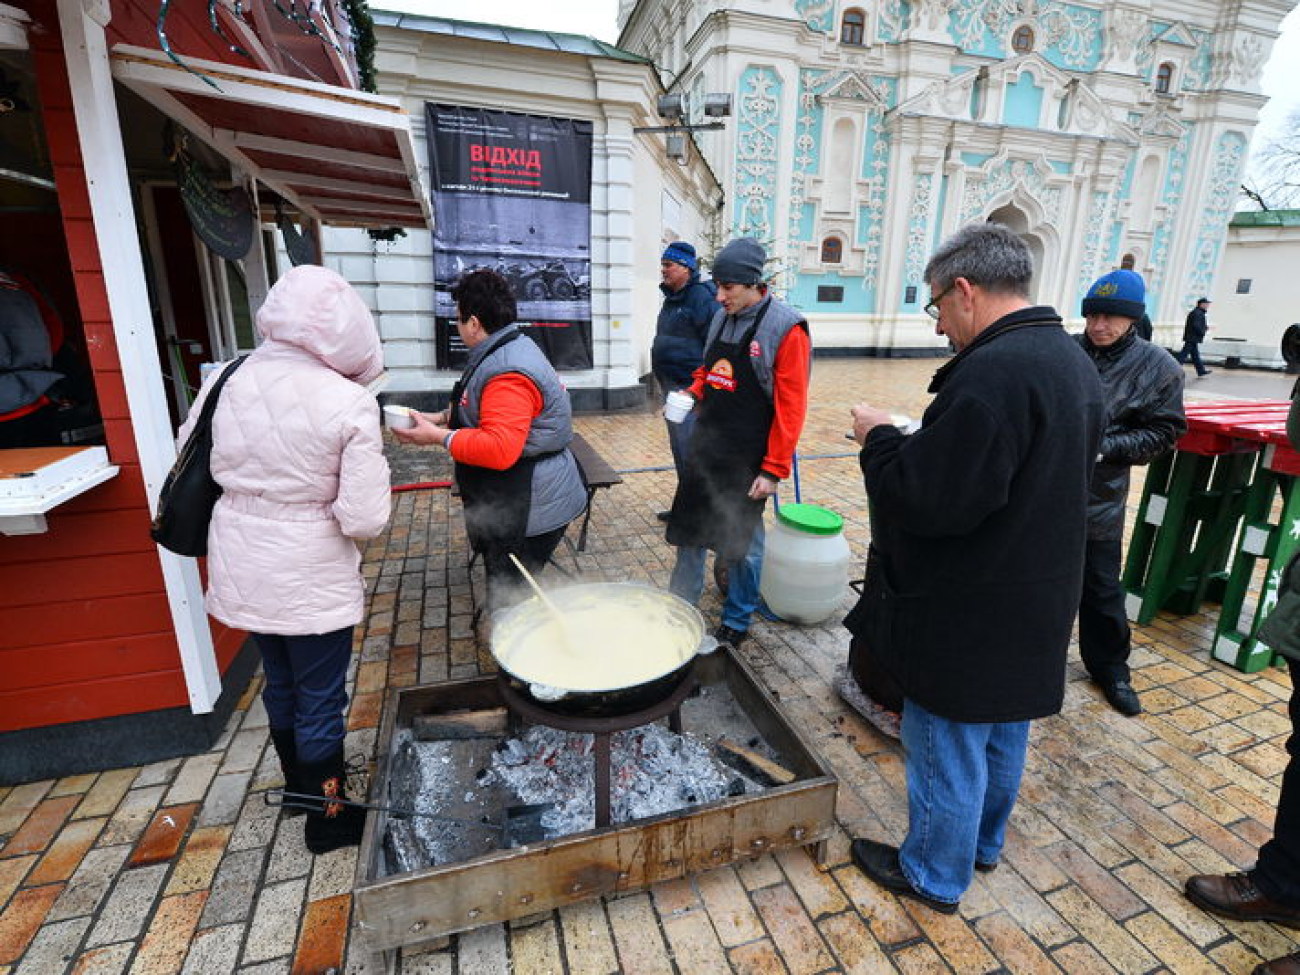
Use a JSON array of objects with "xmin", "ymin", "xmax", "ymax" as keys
[
  {"xmin": 268, "ymin": 728, "xmax": 305, "ymax": 818},
  {"xmin": 300, "ymin": 749, "xmax": 366, "ymax": 854}
]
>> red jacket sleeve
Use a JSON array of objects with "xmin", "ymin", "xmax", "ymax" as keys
[
  {"xmin": 447, "ymin": 373, "xmax": 543, "ymax": 471},
  {"xmin": 760, "ymin": 324, "xmax": 811, "ymax": 481}
]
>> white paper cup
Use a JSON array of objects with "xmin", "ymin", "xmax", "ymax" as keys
[
  {"xmin": 664, "ymin": 391, "xmax": 694, "ymax": 424},
  {"xmin": 383, "ymin": 404, "xmax": 416, "ymax": 430}
]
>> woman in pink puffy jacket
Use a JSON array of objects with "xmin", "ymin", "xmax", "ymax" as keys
[{"xmin": 177, "ymin": 265, "xmax": 390, "ymax": 854}]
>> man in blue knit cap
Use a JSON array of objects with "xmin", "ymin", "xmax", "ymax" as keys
[
  {"xmin": 652, "ymin": 241, "xmax": 716, "ymax": 522},
  {"xmin": 1076, "ymin": 269, "xmax": 1186, "ymax": 715}
]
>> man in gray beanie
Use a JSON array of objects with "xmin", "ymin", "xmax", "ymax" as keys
[{"xmin": 665, "ymin": 237, "xmax": 811, "ymax": 649}]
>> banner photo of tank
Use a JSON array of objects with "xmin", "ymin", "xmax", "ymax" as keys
[{"xmin": 426, "ymin": 104, "xmax": 593, "ymax": 370}]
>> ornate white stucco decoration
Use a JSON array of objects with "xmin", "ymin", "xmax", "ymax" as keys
[
  {"xmin": 1138, "ymin": 107, "xmax": 1187, "ymax": 140},
  {"xmin": 794, "ymin": 0, "xmax": 835, "ymax": 33},
  {"xmin": 1106, "ymin": 8, "xmax": 1146, "ymax": 64},
  {"xmin": 894, "ymin": 54, "xmax": 1131, "ymax": 143},
  {"xmin": 904, "ymin": 174, "xmax": 935, "ymax": 290},
  {"xmin": 959, "ymin": 155, "xmax": 1065, "ymax": 225},
  {"xmin": 1183, "ymin": 131, "xmax": 1247, "ymax": 308},
  {"xmin": 735, "ymin": 67, "xmax": 782, "ymax": 240},
  {"xmin": 1075, "ymin": 190, "xmax": 1116, "ymax": 297},
  {"xmin": 951, "ymin": 0, "xmax": 1099, "ymax": 69},
  {"xmin": 817, "ymin": 71, "xmax": 891, "ymax": 110},
  {"xmin": 1228, "ymin": 34, "xmax": 1267, "ymax": 89},
  {"xmin": 915, "ymin": 0, "xmax": 957, "ymax": 33}
]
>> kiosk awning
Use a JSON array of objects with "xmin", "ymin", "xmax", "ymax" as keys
[{"xmin": 111, "ymin": 45, "xmax": 430, "ymax": 229}]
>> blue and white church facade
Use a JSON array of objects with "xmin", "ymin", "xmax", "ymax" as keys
[{"xmin": 618, "ymin": 0, "xmax": 1293, "ymax": 351}]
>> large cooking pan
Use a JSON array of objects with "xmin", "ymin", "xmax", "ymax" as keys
[{"xmin": 490, "ymin": 582, "xmax": 710, "ymax": 717}]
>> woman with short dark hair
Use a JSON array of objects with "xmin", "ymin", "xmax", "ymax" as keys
[{"xmin": 395, "ymin": 269, "xmax": 586, "ymax": 609}]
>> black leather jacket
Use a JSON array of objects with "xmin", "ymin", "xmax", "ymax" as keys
[{"xmin": 1077, "ymin": 329, "xmax": 1187, "ymax": 539}]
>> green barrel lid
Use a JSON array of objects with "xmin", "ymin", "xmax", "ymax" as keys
[{"xmin": 775, "ymin": 503, "xmax": 843, "ymax": 536}]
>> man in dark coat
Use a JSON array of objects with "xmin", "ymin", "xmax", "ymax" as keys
[
  {"xmin": 1075, "ymin": 269, "xmax": 1186, "ymax": 715},
  {"xmin": 843, "ymin": 222, "xmax": 1104, "ymax": 914},
  {"xmin": 1175, "ymin": 297, "xmax": 1212, "ymax": 377},
  {"xmin": 651, "ymin": 241, "xmax": 716, "ymax": 522}
]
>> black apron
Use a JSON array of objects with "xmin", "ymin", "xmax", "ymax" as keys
[
  {"xmin": 450, "ymin": 330, "xmax": 544, "ymax": 555},
  {"xmin": 666, "ymin": 299, "xmax": 773, "ymax": 564}
]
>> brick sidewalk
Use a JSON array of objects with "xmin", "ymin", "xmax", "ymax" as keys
[{"xmin": 1, "ymin": 358, "xmax": 1296, "ymax": 974}]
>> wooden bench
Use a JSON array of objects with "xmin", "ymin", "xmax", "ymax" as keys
[{"xmin": 566, "ymin": 432, "xmax": 623, "ymax": 553}]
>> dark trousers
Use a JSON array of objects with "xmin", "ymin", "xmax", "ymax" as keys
[
  {"xmin": 1174, "ymin": 341, "xmax": 1208, "ymax": 376},
  {"xmin": 1254, "ymin": 674, "xmax": 1300, "ymax": 906},
  {"xmin": 482, "ymin": 525, "xmax": 569, "ymax": 612},
  {"xmin": 254, "ymin": 627, "xmax": 353, "ymax": 765},
  {"xmin": 1078, "ymin": 537, "xmax": 1132, "ymax": 684}
]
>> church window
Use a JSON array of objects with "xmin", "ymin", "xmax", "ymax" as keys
[
  {"xmin": 841, "ymin": 9, "xmax": 866, "ymax": 46},
  {"xmin": 1011, "ymin": 26, "xmax": 1034, "ymax": 54},
  {"xmin": 820, "ymin": 236, "xmax": 844, "ymax": 264},
  {"xmin": 1156, "ymin": 62, "xmax": 1175, "ymax": 94}
]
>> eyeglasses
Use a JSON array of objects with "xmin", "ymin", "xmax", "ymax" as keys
[{"xmin": 924, "ymin": 283, "xmax": 955, "ymax": 320}]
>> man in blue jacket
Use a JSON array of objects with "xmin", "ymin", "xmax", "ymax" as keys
[
  {"xmin": 844, "ymin": 222, "xmax": 1104, "ymax": 914},
  {"xmin": 651, "ymin": 241, "xmax": 716, "ymax": 522}
]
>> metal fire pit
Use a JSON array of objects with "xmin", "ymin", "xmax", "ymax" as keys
[{"xmin": 352, "ymin": 646, "xmax": 838, "ymax": 954}]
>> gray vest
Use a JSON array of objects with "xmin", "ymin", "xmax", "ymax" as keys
[
  {"xmin": 703, "ymin": 294, "xmax": 807, "ymax": 400},
  {"xmin": 458, "ymin": 326, "xmax": 587, "ymax": 536}
]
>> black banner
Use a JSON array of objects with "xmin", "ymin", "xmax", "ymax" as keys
[{"xmin": 426, "ymin": 104, "xmax": 593, "ymax": 370}]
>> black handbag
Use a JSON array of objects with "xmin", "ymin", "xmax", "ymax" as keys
[{"xmin": 150, "ymin": 356, "xmax": 249, "ymax": 557}]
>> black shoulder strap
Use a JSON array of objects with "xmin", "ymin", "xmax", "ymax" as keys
[{"xmin": 193, "ymin": 356, "xmax": 249, "ymax": 432}]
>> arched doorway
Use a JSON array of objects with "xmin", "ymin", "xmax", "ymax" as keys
[{"xmin": 987, "ymin": 203, "xmax": 1044, "ymax": 301}]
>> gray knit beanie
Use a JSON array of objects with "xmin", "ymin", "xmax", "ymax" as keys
[{"xmin": 711, "ymin": 237, "xmax": 766, "ymax": 285}]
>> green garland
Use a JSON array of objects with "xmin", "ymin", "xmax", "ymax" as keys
[{"xmin": 342, "ymin": 0, "xmax": 378, "ymax": 93}]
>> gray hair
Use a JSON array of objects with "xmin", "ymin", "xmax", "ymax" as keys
[{"xmin": 923, "ymin": 222, "xmax": 1033, "ymax": 297}]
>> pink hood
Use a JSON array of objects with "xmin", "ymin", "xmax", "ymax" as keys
[
  {"xmin": 177, "ymin": 264, "xmax": 390, "ymax": 635},
  {"xmin": 255, "ymin": 264, "xmax": 384, "ymax": 386}
]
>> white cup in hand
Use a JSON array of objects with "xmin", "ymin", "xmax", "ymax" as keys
[
  {"xmin": 664, "ymin": 391, "xmax": 694, "ymax": 424},
  {"xmin": 383, "ymin": 405, "xmax": 416, "ymax": 430}
]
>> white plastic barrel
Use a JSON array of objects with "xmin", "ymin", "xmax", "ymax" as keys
[{"xmin": 760, "ymin": 503, "xmax": 852, "ymax": 625}]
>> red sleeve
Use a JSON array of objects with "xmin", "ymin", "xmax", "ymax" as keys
[
  {"xmin": 760, "ymin": 324, "xmax": 811, "ymax": 481},
  {"xmin": 447, "ymin": 373, "xmax": 543, "ymax": 470},
  {"xmin": 685, "ymin": 362, "xmax": 707, "ymax": 401}
]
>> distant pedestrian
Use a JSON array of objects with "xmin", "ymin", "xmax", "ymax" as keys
[
  {"xmin": 1174, "ymin": 298, "xmax": 1212, "ymax": 377},
  {"xmin": 651, "ymin": 241, "xmax": 715, "ymax": 522}
]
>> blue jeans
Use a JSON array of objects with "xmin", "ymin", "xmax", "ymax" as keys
[
  {"xmin": 899, "ymin": 698, "xmax": 1031, "ymax": 903},
  {"xmin": 254, "ymin": 627, "xmax": 353, "ymax": 765},
  {"xmin": 666, "ymin": 410, "xmax": 697, "ymax": 483},
  {"xmin": 669, "ymin": 521, "xmax": 765, "ymax": 632}
]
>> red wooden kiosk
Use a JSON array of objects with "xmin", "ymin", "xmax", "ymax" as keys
[{"xmin": 0, "ymin": 0, "xmax": 428, "ymax": 783}]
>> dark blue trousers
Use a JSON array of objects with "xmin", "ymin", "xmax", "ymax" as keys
[
  {"xmin": 1174, "ymin": 341, "xmax": 1208, "ymax": 376},
  {"xmin": 254, "ymin": 627, "xmax": 353, "ymax": 765}
]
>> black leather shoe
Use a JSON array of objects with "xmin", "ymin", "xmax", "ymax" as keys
[
  {"xmin": 1098, "ymin": 679, "xmax": 1142, "ymax": 716},
  {"xmin": 714, "ymin": 624, "xmax": 747, "ymax": 649},
  {"xmin": 1185, "ymin": 873, "xmax": 1300, "ymax": 929},
  {"xmin": 974, "ymin": 859, "xmax": 998, "ymax": 873},
  {"xmin": 1256, "ymin": 951, "xmax": 1300, "ymax": 974},
  {"xmin": 850, "ymin": 838, "xmax": 960, "ymax": 915},
  {"xmin": 656, "ymin": 510, "xmax": 671, "ymax": 523}
]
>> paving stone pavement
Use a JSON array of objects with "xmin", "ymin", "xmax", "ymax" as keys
[{"xmin": 1, "ymin": 358, "xmax": 1298, "ymax": 974}]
